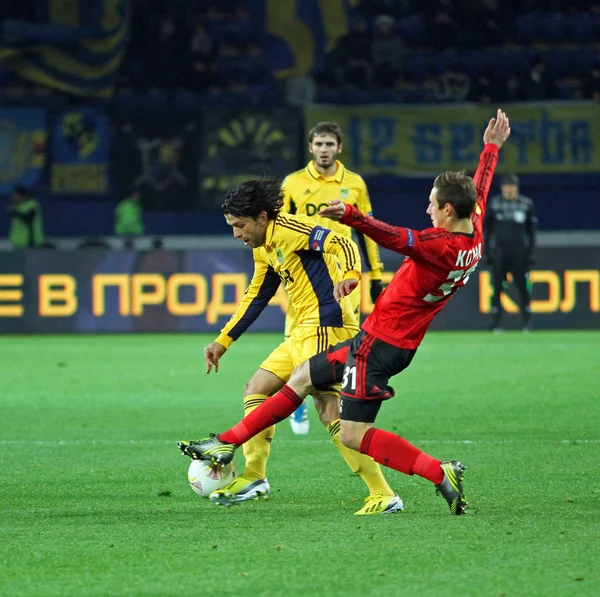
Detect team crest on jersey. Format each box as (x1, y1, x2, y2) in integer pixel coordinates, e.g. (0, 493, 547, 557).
(340, 188, 349, 199)
(276, 248, 285, 263)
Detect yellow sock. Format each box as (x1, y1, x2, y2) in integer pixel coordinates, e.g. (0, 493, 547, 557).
(327, 419, 394, 497)
(241, 394, 275, 481)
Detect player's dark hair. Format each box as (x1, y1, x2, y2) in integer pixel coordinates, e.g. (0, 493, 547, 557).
(433, 171, 477, 219)
(221, 179, 284, 220)
(307, 122, 342, 144)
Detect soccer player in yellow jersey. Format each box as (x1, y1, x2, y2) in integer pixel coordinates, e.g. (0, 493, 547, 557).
(282, 122, 384, 434)
(187, 179, 401, 515)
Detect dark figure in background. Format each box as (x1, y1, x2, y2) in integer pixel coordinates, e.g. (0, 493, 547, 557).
(8, 185, 44, 248)
(329, 18, 372, 88)
(521, 56, 559, 101)
(484, 174, 537, 332)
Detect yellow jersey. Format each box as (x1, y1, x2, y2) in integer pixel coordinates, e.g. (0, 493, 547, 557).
(282, 160, 382, 280)
(216, 213, 361, 348)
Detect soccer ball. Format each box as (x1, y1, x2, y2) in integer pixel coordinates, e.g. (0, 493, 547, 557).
(187, 459, 237, 498)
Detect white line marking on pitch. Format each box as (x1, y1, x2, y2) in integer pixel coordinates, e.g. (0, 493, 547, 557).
(0, 439, 599, 446)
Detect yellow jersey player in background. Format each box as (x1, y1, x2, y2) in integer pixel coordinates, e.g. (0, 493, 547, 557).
(181, 179, 402, 515)
(282, 122, 384, 434)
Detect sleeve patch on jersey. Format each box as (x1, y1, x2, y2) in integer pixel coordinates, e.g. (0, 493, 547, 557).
(407, 229, 414, 247)
(309, 226, 331, 252)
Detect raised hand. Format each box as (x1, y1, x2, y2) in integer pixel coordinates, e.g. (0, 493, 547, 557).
(483, 109, 511, 149)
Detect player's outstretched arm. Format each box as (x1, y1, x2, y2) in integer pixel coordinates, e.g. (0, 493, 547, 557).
(204, 341, 227, 374)
(320, 200, 419, 256)
(473, 109, 511, 221)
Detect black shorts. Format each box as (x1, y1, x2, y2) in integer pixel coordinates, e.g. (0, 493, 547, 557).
(309, 330, 416, 423)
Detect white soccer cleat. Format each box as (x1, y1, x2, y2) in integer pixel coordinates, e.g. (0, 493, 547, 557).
(289, 402, 310, 435)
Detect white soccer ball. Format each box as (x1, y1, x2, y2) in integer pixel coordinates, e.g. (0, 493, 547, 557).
(187, 459, 237, 498)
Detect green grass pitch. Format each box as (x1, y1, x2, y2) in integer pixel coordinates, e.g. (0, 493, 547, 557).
(1, 332, 599, 597)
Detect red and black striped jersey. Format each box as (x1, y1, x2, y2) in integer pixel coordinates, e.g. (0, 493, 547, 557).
(339, 144, 499, 350)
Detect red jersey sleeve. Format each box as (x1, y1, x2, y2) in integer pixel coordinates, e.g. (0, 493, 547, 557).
(339, 205, 448, 263)
(472, 143, 499, 235)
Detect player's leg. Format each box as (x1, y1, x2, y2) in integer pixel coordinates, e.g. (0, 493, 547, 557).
(337, 335, 468, 515)
(490, 253, 507, 331)
(511, 256, 532, 330)
(210, 367, 284, 505)
(308, 330, 400, 515)
(285, 300, 309, 435)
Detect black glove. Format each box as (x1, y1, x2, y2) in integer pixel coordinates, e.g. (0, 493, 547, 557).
(370, 279, 384, 303)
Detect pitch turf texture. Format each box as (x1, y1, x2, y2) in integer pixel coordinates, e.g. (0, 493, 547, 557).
(2, 332, 599, 597)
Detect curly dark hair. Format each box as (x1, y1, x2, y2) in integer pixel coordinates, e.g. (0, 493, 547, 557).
(221, 179, 284, 220)
(433, 171, 477, 219)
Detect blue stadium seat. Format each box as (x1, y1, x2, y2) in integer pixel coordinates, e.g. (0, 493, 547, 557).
(571, 49, 597, 77)
(487, 50, 519, 76)
(341, 87, 370, 105)
(113, 90, 139, 111)
(372, 88, 398, 103)
(406, 54, 430, 82)
(568, 13, 596, 43)
(515, 14, 538, 44)
(539, 13, 567, 43)
(459, 51, 487, 77)
(399, 15, 423, 45)
(544, 50, 571, 78)
(171, 90, 199, 111)
(432, 51, 460, 76)
(139, 90, 168, 112)
(314, 88, 341, 103)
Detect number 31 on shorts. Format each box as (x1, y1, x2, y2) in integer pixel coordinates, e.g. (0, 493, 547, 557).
(342, 365, 356, 390)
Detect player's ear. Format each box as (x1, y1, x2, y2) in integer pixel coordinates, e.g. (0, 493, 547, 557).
(338, 142, 343, 155)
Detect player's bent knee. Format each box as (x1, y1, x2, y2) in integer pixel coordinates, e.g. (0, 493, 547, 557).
(339, 426, 361, 451)
(288, 360, 313, 394)
(312, 393, 339, 426)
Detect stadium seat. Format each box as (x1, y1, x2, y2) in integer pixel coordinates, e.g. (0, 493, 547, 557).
(571, 49, 597, 77)
(544, 50, 571, 78)
(568, 13, 596, 43)
(539, 13, 567, 44)
(515, 14, 538, 44)
(432, 51, 461, 76)
(139, 90, 168, 112)
(373, 88, 398, 103)
(314, 88, 341, 103)
(171, 90, 199, 111)
(459, 51, 487, 77)
(341, 87, 370, 105)
(113, 90, 139, 111)
(487, 50, 518, 76)
(399, 15, 423, 45)
(406, 54, 430, 82)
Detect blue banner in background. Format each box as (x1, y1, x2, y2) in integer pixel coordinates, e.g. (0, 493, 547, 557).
(0, 0, 129, 98)
(0, 248, 597, 333)
(306, 102, 600, 175)
(0, 109, 47, 194)
(49, 108, 110, 195)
